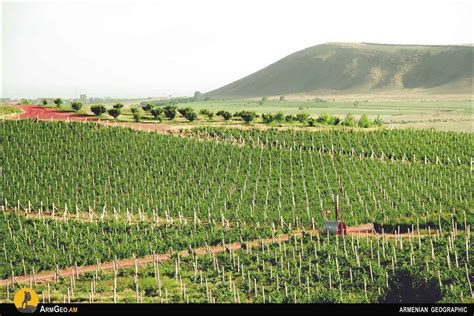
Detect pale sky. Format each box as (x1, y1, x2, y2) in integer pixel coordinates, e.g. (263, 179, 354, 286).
(1, 0, 472, 99)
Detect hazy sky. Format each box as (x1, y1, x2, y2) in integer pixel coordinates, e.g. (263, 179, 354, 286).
(2, 0, 472, 98)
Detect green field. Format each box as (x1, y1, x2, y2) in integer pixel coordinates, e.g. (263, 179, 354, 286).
(1, 119, 472, 304)
(2, 224, 471, 303)
(0, 105, 21, 117)
(173, 99, 473, 132)
(59, 98, 472, 132)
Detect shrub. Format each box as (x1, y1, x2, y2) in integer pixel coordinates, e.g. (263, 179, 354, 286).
(42, 99, 48, 106)
(296, 113, 309, 123)
(261, 113, 274, 123)
(130, 107, 139, 114)
(71, 101, 83, 112)
(279, 95, 286, 101)
(274, 112, 285, 122)
(285, 114, 296, 122)
(108, 108, 121, 119)
(317, 113, 336, 125)
(307, 118, 316, 127)
(382, 268, 441, 303)
(342, 113, 356, 127)
(358, 114, 372, 128)
(113, 103, 124, 109)
(90, 104, 106, 116)
(374, 115, 383, 127)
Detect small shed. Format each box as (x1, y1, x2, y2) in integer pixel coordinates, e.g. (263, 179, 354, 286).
(322, 194, 347, 235)
(322, 221, 347, 235)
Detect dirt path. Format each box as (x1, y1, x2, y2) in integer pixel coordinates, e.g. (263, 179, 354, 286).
(1, 223, 419, 287)
(1, 233, 295, 286)
(4, 104, 196, 134)
(4, 104, 330, 134)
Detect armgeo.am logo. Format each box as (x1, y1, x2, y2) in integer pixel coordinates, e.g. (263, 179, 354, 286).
(13, 288, 39, 313)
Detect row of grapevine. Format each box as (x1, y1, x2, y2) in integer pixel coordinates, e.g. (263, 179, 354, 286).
(187, 127, 473, 166)
(3, 120, 471, 228)
(0, 211, 276, 279)
(2, 225, 471, 303)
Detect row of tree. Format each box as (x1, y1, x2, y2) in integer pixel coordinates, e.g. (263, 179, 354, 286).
(41, 98, 382, 127)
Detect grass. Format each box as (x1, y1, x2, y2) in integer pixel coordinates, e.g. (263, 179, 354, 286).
(48, 98, 473, 132)
(0, 105, 22, 117)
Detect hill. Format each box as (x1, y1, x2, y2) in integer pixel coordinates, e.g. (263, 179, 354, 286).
(205, 42, 473, 98)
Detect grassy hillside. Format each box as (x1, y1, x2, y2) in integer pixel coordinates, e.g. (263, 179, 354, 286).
(205, 42, 473, 98)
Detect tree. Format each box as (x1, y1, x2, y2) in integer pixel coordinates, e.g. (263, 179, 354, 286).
(296, 113, 309, 123)
(373, 115, 383, 127)
(261, 96, 268, 102)
(279, 95, 286, 101)
(53, 98, 63, 108)
(216, 110, 232, 120)
(358, 114, 372, 128)
(184, 110, 197, 122)
(163, 105, 177, 120)
(261, 113, 274, 123)
(194, 91, 202, 100)
(20, 98, 30, 105)
(342, 113, 356, 127)
(150, 107, 163, 120)
(178, 107, 197, 122)
(142, 103, 152, 112)
(133, 112, 141, 122)
(113, 103, 124, 109)
(130, 107, 139, 114)
(199, 109, 214, 119)
(108, 108, 121, 120)
(90, 104, 106, 116)
(274, 112, 285, 122)
(178, 107, 188, 117)
(42, 99, 48, 106)
(239, 111, 255, 124)
(71, 101, 83, 112)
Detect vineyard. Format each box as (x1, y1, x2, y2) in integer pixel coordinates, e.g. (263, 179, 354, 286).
(187, 127, 473, 166)
(0, 119, 472, 303)
(2, 225, 471, 303)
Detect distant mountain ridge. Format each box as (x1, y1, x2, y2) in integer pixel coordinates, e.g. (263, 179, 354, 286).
(205, 42, 473, 98)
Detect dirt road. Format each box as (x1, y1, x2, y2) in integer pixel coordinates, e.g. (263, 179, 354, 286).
(5, 104, 195, 134)
(1, 233, 295, 286)
(0, 222, 419, 287)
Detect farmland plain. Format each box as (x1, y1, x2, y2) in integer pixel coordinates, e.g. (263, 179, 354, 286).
(1, 118, 472, 304)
